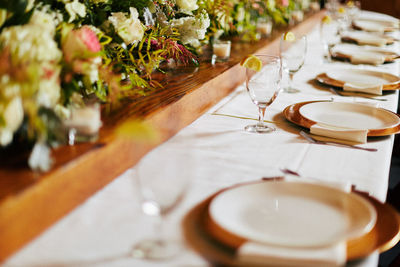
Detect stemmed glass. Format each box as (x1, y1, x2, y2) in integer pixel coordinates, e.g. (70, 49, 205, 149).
(244, 55, 282, 133)
(320, 18, 340, 61)
(130, 146, 192, 260)
(279, 33, 307, 93)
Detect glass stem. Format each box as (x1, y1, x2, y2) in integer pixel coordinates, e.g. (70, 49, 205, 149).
(288, 72, 295, 90)
(257, 106, 266, 128)
(153, 214, 166, 244)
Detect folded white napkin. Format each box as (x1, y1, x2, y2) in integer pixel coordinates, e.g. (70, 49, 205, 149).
(356, 37, 387, 47)
(343, 82, 383, 95)
(354, 20, 385, 33)
(310, 123, 368, 144)
(237, 241, 346, 267)
(349, 52, 386, 65)
(342, 32, 387, 46)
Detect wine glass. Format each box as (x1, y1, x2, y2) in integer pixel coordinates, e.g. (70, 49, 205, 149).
(345, 0, 361, 21)
(320, 19, 340, 61)
(244, 55, 282, 133)
(279, 33, 307, 93)
(130, 145, 192, 260)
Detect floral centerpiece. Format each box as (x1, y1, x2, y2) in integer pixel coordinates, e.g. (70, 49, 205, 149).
(0, 0, 317, 171)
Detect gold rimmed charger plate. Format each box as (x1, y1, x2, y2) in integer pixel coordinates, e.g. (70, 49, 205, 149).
(283, 101, 400, 136)
(182, 183, 400, 265)
(316, 72, 400, 91)
(208, 181, 376, 248)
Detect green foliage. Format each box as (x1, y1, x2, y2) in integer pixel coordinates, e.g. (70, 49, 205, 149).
(0, 3, 33, 31)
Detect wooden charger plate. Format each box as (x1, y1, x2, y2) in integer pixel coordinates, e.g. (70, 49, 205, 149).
(182, 183, 400, 265)
(283, 101, 400, 136)
(316, 72, 400, 91)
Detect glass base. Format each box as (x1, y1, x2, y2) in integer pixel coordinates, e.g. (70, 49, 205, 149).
(283, 87, 300, 94)
(131, 239, 181, 260)
(245, 124, 275, 133)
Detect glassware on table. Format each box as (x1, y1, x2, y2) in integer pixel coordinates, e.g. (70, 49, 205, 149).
(334, 5, 351, 33)
(256, 18, 273, 38)
(345, 0, 361, 21)
(212, 40, 231, 64)
(320, 18, 340, 61)
(244, 55, 282, 133)
(279, 33, 307, 93)
(130, 146, 192, 260)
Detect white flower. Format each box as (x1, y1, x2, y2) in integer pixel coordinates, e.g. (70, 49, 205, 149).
(36, 63, 62, 107)
(26, 0, 35, 11)
(267, 0, 276, 9)
(236, 7, 245, 22)
(76, 56, 102, 84)
(0, 97, 24, 146)
(170, 10, 210, 47)
(65, 0, 86, 22)
(108, 7, 144, 45)
(176, 0, 198, 12)
(302, 0, 311, 10)
(29, 9, 59, 35)
(0, 24, 62, 63)
(28, 142, 53, 172)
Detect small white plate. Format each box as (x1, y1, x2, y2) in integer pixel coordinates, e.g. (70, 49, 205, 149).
(299, 102, 400, 130)
(326, 69, 399, 87)
(208, 182, 376, 248)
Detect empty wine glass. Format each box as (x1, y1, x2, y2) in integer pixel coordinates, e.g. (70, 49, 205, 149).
(345, 0, 361, 21)
(244, 55, 282, 133)
(320, 18, 340, 61)
(279, 33, 307, 93)
(131, 146, 192, 260)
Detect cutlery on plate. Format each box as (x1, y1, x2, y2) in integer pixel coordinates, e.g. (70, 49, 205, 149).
(300, 131, 378, 152)
(329, 87, 387, 101)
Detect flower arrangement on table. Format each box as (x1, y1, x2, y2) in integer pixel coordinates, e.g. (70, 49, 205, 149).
(0, 0, 318, 171)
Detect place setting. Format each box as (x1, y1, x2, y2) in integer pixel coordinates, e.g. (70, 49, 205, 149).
(352, 17, 399, 33)
(283, 100, 400, 146)
(340, 30, 396, 47)
(315, 68, 400, 100)
(182, 178, 400, 266)
(330, 43, 400, 65)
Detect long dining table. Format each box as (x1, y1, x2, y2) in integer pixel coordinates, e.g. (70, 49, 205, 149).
(4, 10, 400, 267)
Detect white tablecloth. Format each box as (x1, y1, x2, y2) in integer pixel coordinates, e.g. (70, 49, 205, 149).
(4, 11, 400, 267)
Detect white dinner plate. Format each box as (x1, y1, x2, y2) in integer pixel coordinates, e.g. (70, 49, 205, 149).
(326, 69, 400, 87)
(208, 182, 376, 248)
(299, 102, 400, 130)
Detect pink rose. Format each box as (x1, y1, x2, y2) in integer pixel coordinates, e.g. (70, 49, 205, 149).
(279, 0, 289, 7)
(62, 26, 101, 63)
